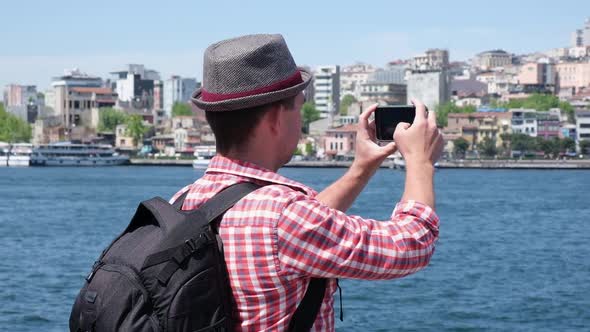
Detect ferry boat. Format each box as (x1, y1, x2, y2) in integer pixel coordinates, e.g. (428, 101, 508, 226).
(0, 143, 8, 167)
(0, 142, 32, 167)
(192, 146, 216, 169)
(392, 157, 439, 170)
(30, 142, 129, 166)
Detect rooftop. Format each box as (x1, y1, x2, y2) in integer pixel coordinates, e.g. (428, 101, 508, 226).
(477, 49, 510, 56)
(326, 124, 358, 133)
(448, 112, 510, 119)
(70, 87, 115, 94)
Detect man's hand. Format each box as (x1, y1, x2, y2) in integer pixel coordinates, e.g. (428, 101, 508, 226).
(352, 103, 398, 174)
(394, 100, 443, 209)
(315, 104, 397, 212)
(393, 100, 444, 167)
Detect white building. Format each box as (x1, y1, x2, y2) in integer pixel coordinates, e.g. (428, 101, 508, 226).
(476, 71, 517, 95)
(50, 69, 103, 128)
(571, 18, 590, 47)
(340, 63, 375, 100)
(110, 64, 160, 106)
(511, 109, 537, 137)
(411, 49, 449, 71)
(163, 76, 199, 117)
(313, 66, 340, 118)
(576, 110, 590, 143)
(407, 70, 450, 110)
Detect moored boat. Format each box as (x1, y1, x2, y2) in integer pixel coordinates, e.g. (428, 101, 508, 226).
(192, 146, 216, 169)
(0, 142, 32, 167)
(31, 142, 129, 166)
(8, 143, 33, 167)
(0, 142, 8, 167)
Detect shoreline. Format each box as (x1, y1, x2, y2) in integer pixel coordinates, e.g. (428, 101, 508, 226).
(129, 158, 590, 169)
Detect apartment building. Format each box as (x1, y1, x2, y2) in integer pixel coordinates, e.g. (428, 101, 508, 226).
(445, 112, 512, 149)
(510, 109, 538, 137)
(313, 66, 340, 118)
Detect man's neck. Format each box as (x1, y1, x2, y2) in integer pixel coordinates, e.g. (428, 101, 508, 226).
(220, 150, 280, 172)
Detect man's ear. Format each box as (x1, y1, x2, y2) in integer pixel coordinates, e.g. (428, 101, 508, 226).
(264, 105, 283, 136)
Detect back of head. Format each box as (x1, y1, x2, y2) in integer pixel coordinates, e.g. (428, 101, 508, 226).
(192, 34, 310, 153)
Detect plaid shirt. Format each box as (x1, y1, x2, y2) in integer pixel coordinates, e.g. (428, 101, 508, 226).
(172, 155, 439, 332)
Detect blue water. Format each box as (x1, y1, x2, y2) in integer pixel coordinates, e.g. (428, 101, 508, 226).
(1, 166, 589, 331)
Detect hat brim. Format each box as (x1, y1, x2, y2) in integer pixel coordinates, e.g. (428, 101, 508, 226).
(191, 68, 312, 112)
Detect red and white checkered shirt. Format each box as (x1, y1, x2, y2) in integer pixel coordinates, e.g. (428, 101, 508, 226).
(171, 155, 439, 332)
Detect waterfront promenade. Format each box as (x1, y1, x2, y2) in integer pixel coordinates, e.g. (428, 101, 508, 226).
(130, 158, 590, 169)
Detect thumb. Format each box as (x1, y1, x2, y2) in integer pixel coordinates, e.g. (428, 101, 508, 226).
(396, 122, 411, 131)
(381, 142, 397, 155)
(394, 122, 411, 142)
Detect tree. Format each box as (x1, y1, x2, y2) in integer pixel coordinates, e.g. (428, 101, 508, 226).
(453, 137, 469, 158)
(435, 102, 476, 127)
(301, 102, 320, 134)
(126, 114, 148, 147)
(98, 108, 128, 132)
(561, 137, 575, 153)
(340, 94, 357, 115)
(305, 142, 315, 156)
(536, 137, 556, 158)
(480, 137, 497, 157)
(0, 104, 32, 142)
(510, 133, 537, 154)
(500, 132, 512, 149)
(580, 140, 590, 154)
(172, 102, 193, 117)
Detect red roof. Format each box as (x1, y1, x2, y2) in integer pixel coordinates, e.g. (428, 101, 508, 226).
(448, 112, 510, 119)
(70, 87, 115, 95)
(326, 124, 358, 133)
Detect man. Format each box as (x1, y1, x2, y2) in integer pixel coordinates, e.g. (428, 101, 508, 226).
(173, 34, 443, 331)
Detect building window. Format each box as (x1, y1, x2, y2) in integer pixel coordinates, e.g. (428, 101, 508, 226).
(340, 142, 343, 150)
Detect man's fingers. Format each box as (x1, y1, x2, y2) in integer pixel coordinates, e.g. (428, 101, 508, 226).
(427, 106, 437, 126)
(396, 122, 411, 131)
(411, 99, 427, 123)
(357, 104, 378, 139)
(393, 122, 411, 141)
(359, 103, 378, 124)
(381, 142, 397, 155)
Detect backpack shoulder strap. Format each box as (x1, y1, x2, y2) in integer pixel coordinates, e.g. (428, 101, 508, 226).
(141, 182, 262, 272)
(196, 181, 262, 226)
(288, 278, 327, 332)
(172, 190, 189, 210)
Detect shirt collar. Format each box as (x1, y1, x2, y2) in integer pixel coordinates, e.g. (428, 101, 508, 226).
(206, 155, 316, 196)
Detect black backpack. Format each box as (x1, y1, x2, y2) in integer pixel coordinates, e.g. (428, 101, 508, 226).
(70, 182, 326, 332)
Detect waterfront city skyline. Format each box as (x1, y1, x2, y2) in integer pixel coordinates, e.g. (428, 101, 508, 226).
(1, 0, 590, 89)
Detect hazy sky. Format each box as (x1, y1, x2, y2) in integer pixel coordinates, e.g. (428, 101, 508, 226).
(1, 0, 589, 90)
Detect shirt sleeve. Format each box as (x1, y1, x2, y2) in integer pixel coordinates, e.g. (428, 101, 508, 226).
(275, 191, 439, 280)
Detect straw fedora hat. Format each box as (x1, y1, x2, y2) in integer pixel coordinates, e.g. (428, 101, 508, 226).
(191, 34, 312, 111)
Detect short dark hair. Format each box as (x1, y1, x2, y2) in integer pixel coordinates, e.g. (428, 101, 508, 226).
(205, 96, 296, 154)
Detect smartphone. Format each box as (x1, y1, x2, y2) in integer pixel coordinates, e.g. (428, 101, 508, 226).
(375, 105, 416, 141)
